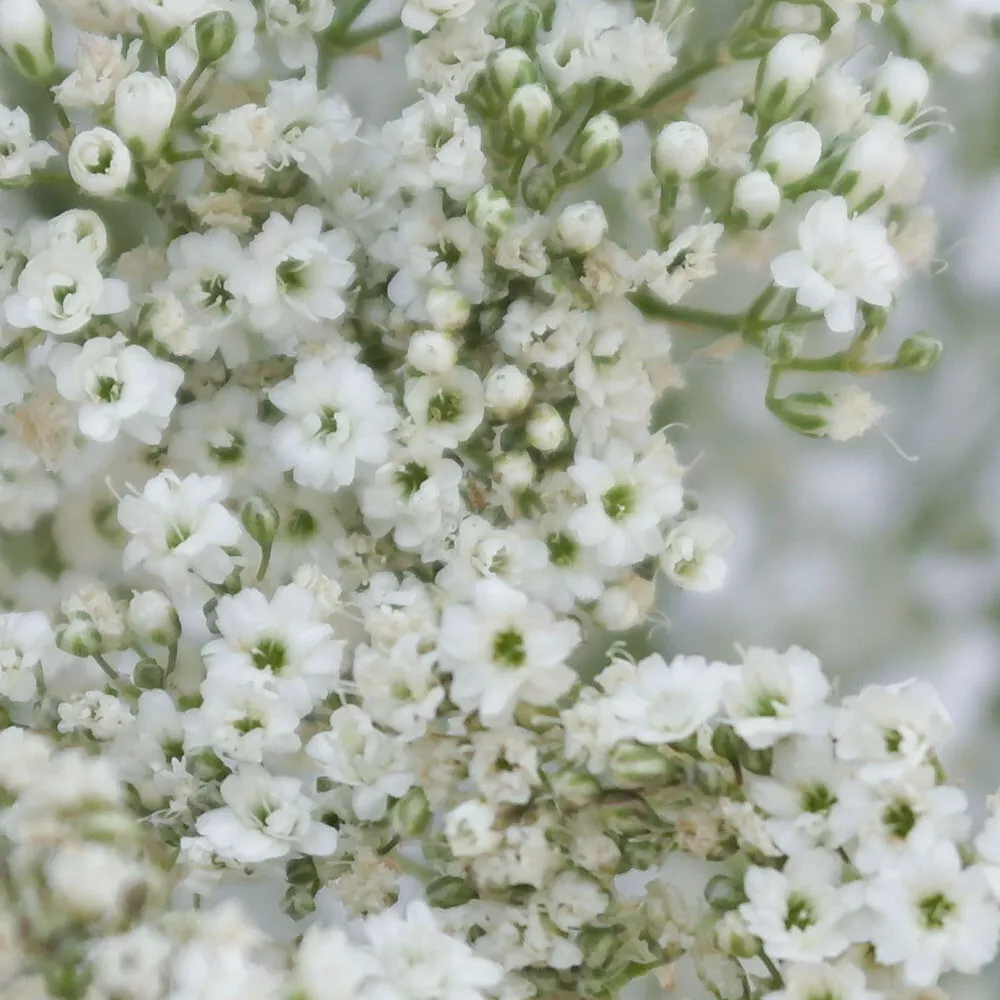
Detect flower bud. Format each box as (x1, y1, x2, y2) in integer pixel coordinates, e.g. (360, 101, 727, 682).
(426, 876, 477, 909)
(771, 385, 887, 442)
(549, 768, 602, 808)
(68, 128, 132, 197)
(598, 791, 660, 837)
(484, 364, 533, 417)
(489, 47, 536, 99)
(425, 287, 470, 331)
(732, 171, 781, 228)
(652, 121, 710, 183)
(494, 451, 535, 492)
(391, 786, 431, 837)
(757, 33, 824, 120)
(128, 590, 180, 646)
(872, 56, 930, 123)
(555, 200, 608, 254)
(285, 856, 319, 887)
(609, 742, 680, 787)
(526, 403, 566, 452)
(407, 330, 457, 374)
(114, 72, 177, 160)
(491, 0, 543, 47)
(57, 617, 102, 658)
(521, 163, 557, 211)
(194, 9, 238, 64)
(513, 701, 560, 732)
(578, 926, 621, 969)
(187, 748, 230, 782)
(704, 873, 746, 912)
(759, 121, 822, 186)
(835, 117, 909, 209)
(894, 332, 943, 372)
(507, 83, 553, 144)
(595, 576, 655, 631)
(714, 911, 758, 958)
(467, 186, 514, 238)
(241, 495, 280, 551)
(133, 658, 166, 690)
(0, 0, 53, 80)
(573, 112, 623, 172)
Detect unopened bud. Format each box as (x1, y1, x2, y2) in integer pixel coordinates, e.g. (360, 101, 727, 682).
(484, 364, 533, 417)
(704, 873, 746, 912)
(598, 791, 660, 837)
(426, 876, 477, 909)
(128, 590, 180, 646)
(241, 495, 280, 550)
(489, 47, 536, 99)
(187, 749, 230, 782)
(521, 163, 557, 211)
(468, 186, 514, 238)
(57, 617, 102, 658)
(507, 83, 553, 144)
(408, 330, 457, 374)
(555, 200, 608, 254)
(133, 658, 166, 690)
(595, 575, 656, 631)
(0, 0, 54, 80)
(195, 10, 237, 64)
(872, 55, 930, 123)
(732, 171, 781, 228)
(491, 0, 543, 47)
(653, 121, 709, 183)
(835, 117, 909, 209)
(609, 742, 679, 787)
(714, 911, 758, 958)
(114, 72, 177, 159)
(526, 403, 566, 452)
(549, 767, 602, 808)
(759, 121, 822, 186)
(573, 112, 623, 173)
(757, 33, 824, 120)
(391, 786, 430, 837)
(894, 332, 942, 372)
(494, 451, 535, 492)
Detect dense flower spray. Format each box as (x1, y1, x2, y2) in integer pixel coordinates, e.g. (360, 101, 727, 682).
(0, 0, 997, 998)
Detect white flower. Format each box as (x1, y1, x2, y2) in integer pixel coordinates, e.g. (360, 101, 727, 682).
(49, 333, 183, 444)
(0, 105, 54, 180)
(118, 471, 242, 588)
(164, 227, 246, 331)
(231, 205, 356, 337)
(293, 925, 380, 1000)
(0, 611, 55, 702)
(54, 33, 141, 110)
(306, 705, 414, 821)
(469, 727, 539, 806)
(607, 653, 725, 745)
(401, 0, 477, 35)
(865, 842, 1000, 986)
(353, 636, 445, 740)
(653, 120, 710, 182)
(722, 645, 831, 749)
(263, 0, 335, 68)
(4, 244, 129, 336)
(201, 104, 279, 183)
(568, 437, 684, 567)
(771, 196, 902, 334)
(196, 767, 338, 864)
(438, 578, 580, 726)
(68, 127, 132, 196)
(764, 961, 881, 1000)
(740, 849, 861, 963)
(269, 356, 399, 491)
(203, 584, 344, 714)
(546, 869, 609, 932)
(661, 514, 734, 592)
(832, 679, 953, 780)
(445, 799, 501, 857)
(404, 366, 485, 448)
(362, 901, 503, 1000)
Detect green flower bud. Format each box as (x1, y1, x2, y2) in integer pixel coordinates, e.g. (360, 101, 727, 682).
(507, 83, 553, 145)
(488, 47, 536, 100)
(549, 767, 602, 808)
(571, 113, 623, 173)
(598, 791, 660, 837)
(56, 617, 102, 658)
(491, 1, 543, 48)
(894, 332, 943, 372)
(704, 873, 747, 912)
(187, 749, 230, 782)
(195, 10, 238, 64)
(521, 163, 558, 212)
(242, 495, 280, 549)
(426, 876, 477, 909)
(128, 590, 180, 646)
(133, 658, 166, 690)
(608, 742, 679, 787)
(391, 786, 430, 837)
(714, 911, 759, 958)
(0, 0, 54, 81)
(467, 186, 514, 239)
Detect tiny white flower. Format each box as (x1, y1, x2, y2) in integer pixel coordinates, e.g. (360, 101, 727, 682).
(661, 514, 735, 592)
(68, 127, 133, 196)
(0, 104, 54, 181)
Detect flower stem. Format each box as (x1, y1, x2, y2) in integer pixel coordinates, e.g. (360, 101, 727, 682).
(629, 292, 745, 333)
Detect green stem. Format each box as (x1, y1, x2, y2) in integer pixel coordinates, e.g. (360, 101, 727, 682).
(92, 654, 119, 684)
(619, 54, 721, 122)
(177, 59, 210, 109)
(332, 15, 401, 52)
(629, 292, 744, 333)
(328, 0, 376, 35)
(759, 951, 783, 990)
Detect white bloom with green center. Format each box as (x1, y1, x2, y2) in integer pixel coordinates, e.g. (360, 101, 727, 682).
(0, 104, 54, 181)
(438, 578, 580, 726)
(404, 365, 485, 448)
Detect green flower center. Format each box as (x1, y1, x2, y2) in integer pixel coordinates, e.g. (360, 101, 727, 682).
(427, 390, 463, 425)
(784, 892, 815, 931)
(918, 892, 955, 930)
(492, 628, 526, 668)
(396, 462, 429, 497)
(601, 484, 635, 521)
(801, 784, 836, 814)
(882, 800, 917, 839)
(251, 637, 287, 674)
(546, 531, 578, 567)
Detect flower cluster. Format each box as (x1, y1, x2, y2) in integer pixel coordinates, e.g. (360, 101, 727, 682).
(0, 0, 997, 997)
